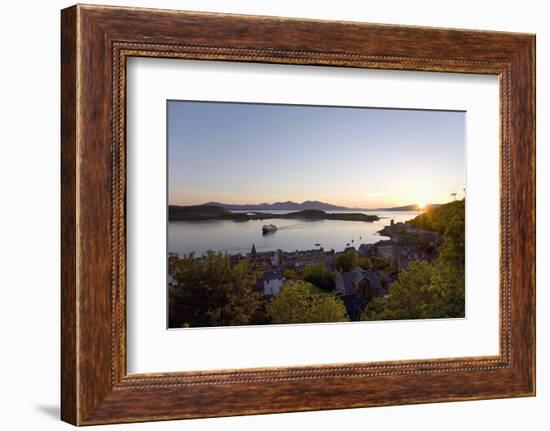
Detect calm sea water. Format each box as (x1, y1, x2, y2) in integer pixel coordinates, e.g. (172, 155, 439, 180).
(168, 210, 420, 257)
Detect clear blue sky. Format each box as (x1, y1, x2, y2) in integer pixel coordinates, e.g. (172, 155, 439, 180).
(168, 100, 465, 208)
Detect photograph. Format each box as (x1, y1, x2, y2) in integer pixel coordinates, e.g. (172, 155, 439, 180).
(167, 101, 466, 328)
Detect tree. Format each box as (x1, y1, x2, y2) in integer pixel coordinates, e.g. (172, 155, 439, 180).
(168, 251, 261, 328)
(302, 262, 335, 292)
(429, 200, 465, 317)
(362, 199, 465, 321)
(267, 281, 349, 324)
(362, 260, 443, 320)
(283, 268, 300, 280)
(410, 199, 465, 236)
(358, 255, 391, 272)
(335, 250, 359, 272)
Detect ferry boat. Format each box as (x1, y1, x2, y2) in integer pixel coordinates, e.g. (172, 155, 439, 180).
(262, 224, 277, 234)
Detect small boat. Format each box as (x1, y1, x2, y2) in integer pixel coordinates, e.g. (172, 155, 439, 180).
(262, 224, 277, 234)
(315, 243, 321, 247)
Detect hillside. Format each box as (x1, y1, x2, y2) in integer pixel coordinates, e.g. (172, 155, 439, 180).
(168, 205, 378, 222)
(201, 200, 443, 212)
(168, 205, 235, 221)
(284, 209, 378, 221)
(202, 200, 354, 211)
(380, 203, 442, 211)
(410, 199, 465, 233)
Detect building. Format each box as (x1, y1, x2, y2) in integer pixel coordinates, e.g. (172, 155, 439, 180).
(335, 267, 385, 300)
(358, 243, 372, 256)
(334, 267, 386, 320)
(282, 248, 334, 269)
(375, 244, 395, 259)
(255, 270, 285, 296)
(270, 250, 282, 267)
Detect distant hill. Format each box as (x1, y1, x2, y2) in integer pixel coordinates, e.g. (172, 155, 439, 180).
(168, 205, 378, 222)
(168, 205, 233, 221)
(202, 200, 356, 211)
(179, 200, 445, 212)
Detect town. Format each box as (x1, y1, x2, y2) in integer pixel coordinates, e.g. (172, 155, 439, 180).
(226, 219, 442, 321)
(168, 199, 465, 328)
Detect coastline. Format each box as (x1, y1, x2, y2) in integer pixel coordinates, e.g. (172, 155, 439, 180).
(167, 209, 423, 257)
(168, 205, 380, 222)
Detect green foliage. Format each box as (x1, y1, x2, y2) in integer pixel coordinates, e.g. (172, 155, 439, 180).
(168, 251, 261, 328)
(335, 250, 359, 272)
(302, 262, 335, 292)
(429, 199, 465, 317)
(410, 199, 465, 235)
(268, 281, 349, 324)
(358, 255, 392, 272)
(362, 200, 465, 321)
(283, 268, 300, 280)
(362, 261, 443, 320)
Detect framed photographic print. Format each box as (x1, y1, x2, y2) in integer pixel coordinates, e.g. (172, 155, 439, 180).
(61, 4, 535, 425)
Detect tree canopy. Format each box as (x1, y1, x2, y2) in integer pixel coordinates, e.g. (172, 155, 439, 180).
(362, 199, 465, 321)
(410, 199, 465, 236)
(268, 281, 349, 324)
(302, 262, 335, 292)
(358, 255, 392, 272)
(168, 251, 261, 328)
(335, 250, 359, 272)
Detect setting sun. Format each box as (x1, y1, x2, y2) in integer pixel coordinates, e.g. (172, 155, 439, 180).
(417, 200, 427, 210)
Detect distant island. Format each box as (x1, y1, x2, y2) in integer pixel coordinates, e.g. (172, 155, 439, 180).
(201, 200, 358, 211)
(192, 200, 442, 212)
(169, 205, 379, 222)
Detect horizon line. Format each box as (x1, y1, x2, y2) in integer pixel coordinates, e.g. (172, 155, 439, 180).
(168, 198, 461, 208)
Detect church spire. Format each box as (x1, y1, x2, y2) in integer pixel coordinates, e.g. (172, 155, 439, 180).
(250, 243, 257, 256)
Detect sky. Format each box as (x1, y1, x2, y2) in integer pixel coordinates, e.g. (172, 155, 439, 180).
(168, 100, 465, 209)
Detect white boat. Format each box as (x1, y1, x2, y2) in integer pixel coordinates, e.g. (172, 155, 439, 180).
(262, 224, 277, 234)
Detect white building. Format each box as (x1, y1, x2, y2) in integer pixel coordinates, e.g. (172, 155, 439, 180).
(257, 271, 285, 296)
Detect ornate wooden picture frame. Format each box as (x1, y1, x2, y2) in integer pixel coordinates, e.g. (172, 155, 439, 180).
(61, 4, 535, 425)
